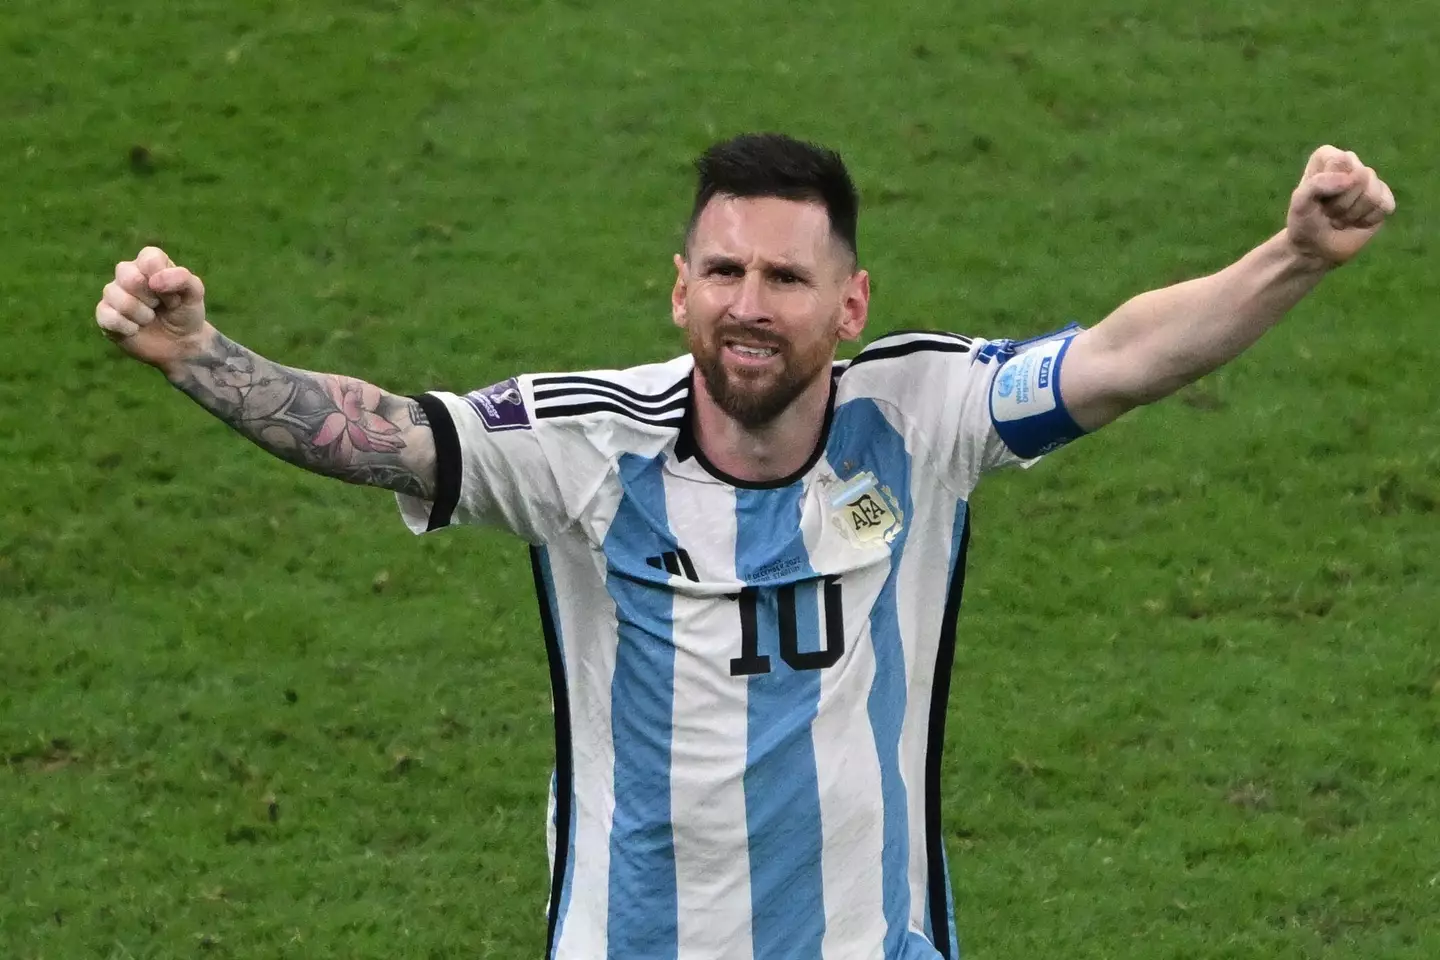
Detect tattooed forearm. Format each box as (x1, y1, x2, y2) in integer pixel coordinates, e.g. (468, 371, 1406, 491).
(168, 330, 437, 499)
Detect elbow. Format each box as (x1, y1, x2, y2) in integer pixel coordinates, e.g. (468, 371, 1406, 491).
(1062, 350, 1194, 431)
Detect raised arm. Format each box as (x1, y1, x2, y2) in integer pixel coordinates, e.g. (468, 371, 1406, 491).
(95, 247, 436, 499)
(1059, 146, 1397, 430)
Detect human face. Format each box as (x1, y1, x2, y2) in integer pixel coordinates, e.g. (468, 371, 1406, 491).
(672, 195, 869, 428)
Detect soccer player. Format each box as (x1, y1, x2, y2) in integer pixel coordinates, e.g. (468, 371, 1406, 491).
(94, 134, 1395, 959)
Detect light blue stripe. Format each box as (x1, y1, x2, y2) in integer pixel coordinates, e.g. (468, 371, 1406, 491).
(603, 454, 678, 959)
(825, 398, 913, 956)
(736, 484, 826, 959)
(942, 843, 961, 959)
(537, 549, 578, 959)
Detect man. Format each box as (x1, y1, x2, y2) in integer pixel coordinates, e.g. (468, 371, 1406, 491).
(95, 133, 1395, 959)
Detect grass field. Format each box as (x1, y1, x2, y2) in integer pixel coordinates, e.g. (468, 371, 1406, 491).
(3, 1, 1438, 957)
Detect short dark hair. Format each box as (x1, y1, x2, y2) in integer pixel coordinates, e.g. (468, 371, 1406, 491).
(686, 132, 859, 263)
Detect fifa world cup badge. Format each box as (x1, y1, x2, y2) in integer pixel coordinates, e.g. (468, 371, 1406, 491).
(828, 471, 904, 546)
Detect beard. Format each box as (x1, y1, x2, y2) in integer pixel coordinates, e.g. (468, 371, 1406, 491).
(689, 324, 832, 429)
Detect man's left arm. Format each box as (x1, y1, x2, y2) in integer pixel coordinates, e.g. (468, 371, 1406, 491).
(1060, 145, 1397, 431)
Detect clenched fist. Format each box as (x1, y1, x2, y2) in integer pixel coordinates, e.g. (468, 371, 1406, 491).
(1287, 146, 1396, 266)
(95, 246, 210, 372)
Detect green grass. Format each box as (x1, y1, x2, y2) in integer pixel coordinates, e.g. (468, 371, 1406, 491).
(4, 0, 1439, 956)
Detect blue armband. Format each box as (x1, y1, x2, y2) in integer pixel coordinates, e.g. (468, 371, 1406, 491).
(988, 334, 1085, 458)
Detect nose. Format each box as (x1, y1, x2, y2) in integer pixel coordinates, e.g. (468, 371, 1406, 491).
(727, 270, 771, 324)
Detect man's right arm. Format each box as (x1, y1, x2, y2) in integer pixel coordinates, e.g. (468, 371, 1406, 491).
(96, 246, 436, 499)
(166, 328, 437, 499)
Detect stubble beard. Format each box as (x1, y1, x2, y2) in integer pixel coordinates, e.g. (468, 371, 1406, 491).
(690, 328, 831, 429)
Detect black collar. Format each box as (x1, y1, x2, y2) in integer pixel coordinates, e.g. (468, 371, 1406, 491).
(674, 369, 840, 489)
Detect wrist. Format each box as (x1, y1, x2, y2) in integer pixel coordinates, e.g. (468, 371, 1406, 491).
(1277, 228, 1343, 275)
(158, 323, 221, 383)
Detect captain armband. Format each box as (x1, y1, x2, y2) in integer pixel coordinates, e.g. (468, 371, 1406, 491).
(988, 334, 1086, 458)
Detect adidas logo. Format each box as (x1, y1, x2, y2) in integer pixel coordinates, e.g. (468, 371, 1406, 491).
(645, 549, 698, 582)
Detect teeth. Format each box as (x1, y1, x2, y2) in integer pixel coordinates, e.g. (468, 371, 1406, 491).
(732, 345, 777, 358)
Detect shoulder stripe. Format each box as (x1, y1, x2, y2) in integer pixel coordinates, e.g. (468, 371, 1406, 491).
(535, 397, 687, 427)
(866, 329, 973, 346)
(531, 373, 689, 405)
(534, 381, 688, 411)
(531, 372, 690, 424)
(847, 338, 972, 369)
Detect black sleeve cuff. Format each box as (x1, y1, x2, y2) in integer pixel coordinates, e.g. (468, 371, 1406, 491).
(411, 393, 462, 531)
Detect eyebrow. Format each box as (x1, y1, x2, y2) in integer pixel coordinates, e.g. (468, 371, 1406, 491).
(697, 255, 816, 281)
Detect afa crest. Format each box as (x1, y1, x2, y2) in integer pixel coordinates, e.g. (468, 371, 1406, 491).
(829, 471, 904, 545)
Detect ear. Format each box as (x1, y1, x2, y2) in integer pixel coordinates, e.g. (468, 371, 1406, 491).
(836, 268, 870, 342)
(671, 253, 689, 329)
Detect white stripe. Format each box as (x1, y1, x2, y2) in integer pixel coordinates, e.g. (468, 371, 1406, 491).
(545, 772, 558, 903)
(897, 484, 962, 937)
(815, 621, 889, 957)
(535, 403, 685, 427)
(534, 390, 685, 410)
(806, 454, 889, 958)
(533, 393, 688, 418)
(532, 370, 690, 392)
(533, 404, 685, 428)
(663, 469, 755, 960)
(551, 500, 625, 959)
(534, 380, 688, 410)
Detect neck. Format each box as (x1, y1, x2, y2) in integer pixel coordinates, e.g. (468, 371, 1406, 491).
(690, 370, 833, 483)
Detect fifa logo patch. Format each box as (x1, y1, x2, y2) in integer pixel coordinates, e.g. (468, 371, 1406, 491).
(464, 377, 531, 432)
(829, 470, 904, 545)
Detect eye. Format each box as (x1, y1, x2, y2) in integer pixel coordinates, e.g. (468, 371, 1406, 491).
(708, 262, 743, 277)
(771, 270, 804, 285)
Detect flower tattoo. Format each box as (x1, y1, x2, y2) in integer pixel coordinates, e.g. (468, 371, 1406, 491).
(313, 379, 405, 455)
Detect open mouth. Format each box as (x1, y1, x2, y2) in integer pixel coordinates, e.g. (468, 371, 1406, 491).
(720, 331, 784, 366)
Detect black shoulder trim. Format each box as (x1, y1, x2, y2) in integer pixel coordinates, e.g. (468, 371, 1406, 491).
(530, 373, 690, 405)
(533, 383, 688, 411)
(847, 337, 972, 370)
(535, 396, 687, 427)
(925, 509, 971, 959)
(868, 329, 973, 343)
(531, 547, 574, 960)
(411, 393, 461, 531)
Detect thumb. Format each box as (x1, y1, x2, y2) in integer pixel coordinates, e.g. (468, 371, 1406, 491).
(135, 245, 175, 276)
(147, 266, 206, 313)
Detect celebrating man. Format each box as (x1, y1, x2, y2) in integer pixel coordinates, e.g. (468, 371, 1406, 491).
(95, 133, 1395, 959)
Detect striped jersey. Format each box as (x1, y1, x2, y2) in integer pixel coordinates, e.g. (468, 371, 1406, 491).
(396, 328, 1085, 960)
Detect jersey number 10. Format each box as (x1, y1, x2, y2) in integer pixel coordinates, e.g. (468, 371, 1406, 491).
(728, 576, 845, 677)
